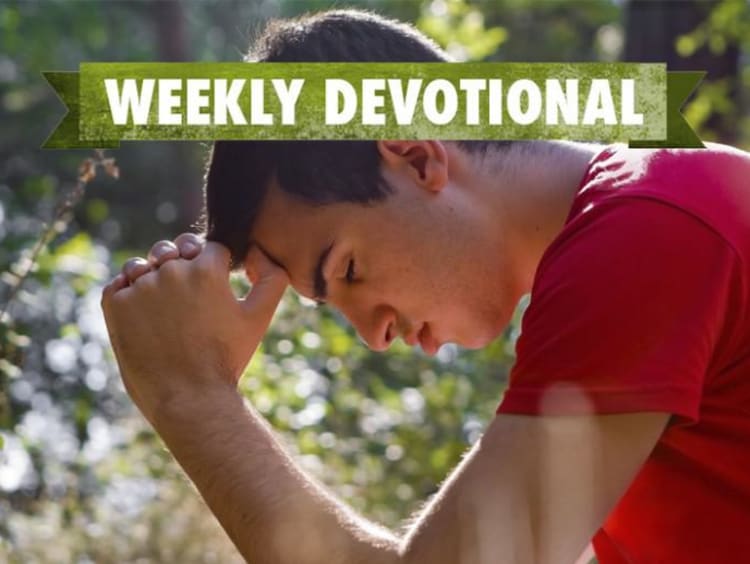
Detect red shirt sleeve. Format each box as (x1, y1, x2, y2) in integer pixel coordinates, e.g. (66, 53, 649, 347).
(497, 196, 739, 422)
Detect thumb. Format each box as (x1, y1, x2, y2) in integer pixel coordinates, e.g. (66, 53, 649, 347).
(240, 245, 289, 321)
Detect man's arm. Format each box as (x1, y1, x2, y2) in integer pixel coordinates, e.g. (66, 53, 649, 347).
(154, 384, 666, 564)
(403, 411, 667, 564)
(153, 385, 401, 564)
(102, 242, 668, 564)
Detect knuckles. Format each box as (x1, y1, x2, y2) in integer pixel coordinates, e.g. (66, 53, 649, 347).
(149, 244, 179, 265)
(156, 257, 184, 281)
(131, 268, 160, 291)
(190, 256, 220, 281)
(101, 240, 223, 321)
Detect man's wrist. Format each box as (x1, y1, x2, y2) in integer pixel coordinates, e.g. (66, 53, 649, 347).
(151, 378, 244, 434)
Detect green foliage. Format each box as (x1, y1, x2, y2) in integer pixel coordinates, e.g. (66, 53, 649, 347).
(677, 0, 750, 57)
(676, 0, 750, 147)
(468, 0, 622, 62)
(418, 0, 508, 61)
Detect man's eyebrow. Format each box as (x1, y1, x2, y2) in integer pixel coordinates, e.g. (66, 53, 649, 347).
(313, 242, 334, 305)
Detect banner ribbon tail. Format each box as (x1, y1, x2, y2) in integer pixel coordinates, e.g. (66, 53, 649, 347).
(630, 71, 705, 149)
(42, 72, 119, 149)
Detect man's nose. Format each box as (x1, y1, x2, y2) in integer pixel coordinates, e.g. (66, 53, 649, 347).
(349, 304, 397, 352)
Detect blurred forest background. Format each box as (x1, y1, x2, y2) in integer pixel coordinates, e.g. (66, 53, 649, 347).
(0, 0, 748, 562)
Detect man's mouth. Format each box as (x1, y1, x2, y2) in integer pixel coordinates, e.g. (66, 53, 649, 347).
(401, 323, 440, 355)
(402, 323, 421, 347)
(418, 323, 440, 356)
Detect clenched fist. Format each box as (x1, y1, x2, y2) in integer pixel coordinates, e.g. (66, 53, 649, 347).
(101, 234, 289, 426)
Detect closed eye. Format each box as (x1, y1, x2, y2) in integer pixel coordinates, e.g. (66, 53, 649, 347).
(345, 258, 356, 284)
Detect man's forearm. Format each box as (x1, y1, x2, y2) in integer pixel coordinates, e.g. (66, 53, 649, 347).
(153, 383, 401, 564)
(147, 377, 653, 564)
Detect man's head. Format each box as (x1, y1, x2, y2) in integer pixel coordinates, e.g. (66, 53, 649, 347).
(203, 10, 520, 354)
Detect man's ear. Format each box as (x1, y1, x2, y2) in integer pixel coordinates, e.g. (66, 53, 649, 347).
(376, 140, 448, 193)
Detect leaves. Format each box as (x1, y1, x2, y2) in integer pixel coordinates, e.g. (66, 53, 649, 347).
(418, 0, 507, 61)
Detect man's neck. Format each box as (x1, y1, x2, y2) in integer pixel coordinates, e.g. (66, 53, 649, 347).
(489, 141, 600, 297)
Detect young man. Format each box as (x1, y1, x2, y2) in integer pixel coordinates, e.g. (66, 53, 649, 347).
(101, 10, 750, 564)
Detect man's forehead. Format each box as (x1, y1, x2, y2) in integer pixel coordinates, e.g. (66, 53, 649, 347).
(250, 193, 330, 299)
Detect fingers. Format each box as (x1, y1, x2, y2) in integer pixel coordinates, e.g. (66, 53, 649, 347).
(174, 232, 204, 259)
(101, 272, 128, 305)
(148, 233, 204, 267)
(109, 272, 128, 292)
(122, 257, 151, 283)
(147, 240, 179, 267)
(189, 242, 286, 328)
(122, 233, 205, 287)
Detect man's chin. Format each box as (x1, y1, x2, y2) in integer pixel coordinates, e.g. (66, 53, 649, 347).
(442, 314, 511, 351)
(456, 331, 501, 350)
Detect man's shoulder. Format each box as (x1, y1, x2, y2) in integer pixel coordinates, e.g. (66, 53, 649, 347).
(577, 143, 750, 204)
(568, 143, 750, 259)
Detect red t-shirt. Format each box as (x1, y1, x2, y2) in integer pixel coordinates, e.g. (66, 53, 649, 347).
(497, 143, 750, 563)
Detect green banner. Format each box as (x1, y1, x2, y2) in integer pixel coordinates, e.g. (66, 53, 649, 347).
(42, 62, 703, 149)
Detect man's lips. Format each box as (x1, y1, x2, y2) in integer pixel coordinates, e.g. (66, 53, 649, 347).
(418, 323, 440, 356)
(403, 323, 439, 355)
(403, 324, 421, 347)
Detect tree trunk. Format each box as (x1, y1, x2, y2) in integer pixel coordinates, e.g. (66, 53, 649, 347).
(152, 0, 188, 61)
(624, 0, 741, 144)
(150, 0, 203, 230)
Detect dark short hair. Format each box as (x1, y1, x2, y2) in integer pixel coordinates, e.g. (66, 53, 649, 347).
(203, 10, 497, 267)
